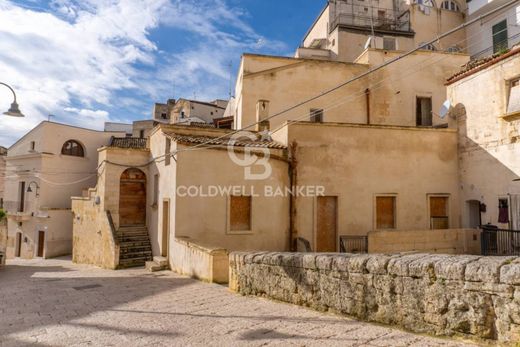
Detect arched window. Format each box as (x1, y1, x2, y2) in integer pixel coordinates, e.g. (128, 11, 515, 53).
(61, 140, 84, 157)
(441, 0, 460, 11)
(415, 0, 435, 7)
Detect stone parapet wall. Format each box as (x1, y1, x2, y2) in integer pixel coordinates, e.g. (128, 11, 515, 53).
(171, 237, 229, 284)
(229, 252, 520, 343)
(368, 229, 481, 255)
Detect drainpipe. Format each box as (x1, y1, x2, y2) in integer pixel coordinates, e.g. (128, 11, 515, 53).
(289, 141, 298, 252)
(365, 88, 371, 125)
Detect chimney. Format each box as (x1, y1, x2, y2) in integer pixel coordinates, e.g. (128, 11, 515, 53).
(256, 100, 270, 132)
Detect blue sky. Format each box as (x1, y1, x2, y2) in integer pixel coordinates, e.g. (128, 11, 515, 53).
(0, 0, 324, 146)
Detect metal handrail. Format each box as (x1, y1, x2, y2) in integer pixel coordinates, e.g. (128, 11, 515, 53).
(106, 210, 119, 246)
(481, 225, 520, 256)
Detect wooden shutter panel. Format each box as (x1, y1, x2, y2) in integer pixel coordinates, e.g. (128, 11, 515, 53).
(376, 196, 395, 229)
(230, 196, 251, 231)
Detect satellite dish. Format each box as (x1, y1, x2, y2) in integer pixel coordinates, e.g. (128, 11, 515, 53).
(439, 100, 451, 119)
(364, 36, 373, 50)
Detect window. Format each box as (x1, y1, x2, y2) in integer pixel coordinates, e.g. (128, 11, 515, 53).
(416, 97, 433, 126)
(310, 109, 323, 123)
(376, 196, 396, 229)
(61, 140, 84, 157)
(181, 111, 185, 118)
(30, 141, 35, 151)
(383, 37, 396, 50)
(492, 20, 508, 53)
(498, 198, 510, 224)
(230, 196, 252, 231)
(153, 174, 159, 206)
(18, 181, 25, 212)
(165, 138, 171, 166)
(139, 129, 145, 139)
(415, 0, 434, 6)
(507, 77, 520, 116)
(441, 0, 460, 11)
(161, 113, 167, 119)
(430, 196, 449, 229)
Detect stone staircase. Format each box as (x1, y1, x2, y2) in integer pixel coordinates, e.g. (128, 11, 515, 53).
(117, 226, 153, 269)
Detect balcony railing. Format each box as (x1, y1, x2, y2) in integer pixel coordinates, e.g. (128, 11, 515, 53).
(481, 225, 520, 256)
(329, 2, 411, 33)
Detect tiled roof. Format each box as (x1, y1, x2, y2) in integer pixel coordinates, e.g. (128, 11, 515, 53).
(109, 137, 148, 149)
(165, 133, 286, 149)
(446, 46, 520, 85)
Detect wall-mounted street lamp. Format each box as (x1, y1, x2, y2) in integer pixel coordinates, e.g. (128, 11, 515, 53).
(27, 181, 40, 197)
(1, 82, 25, 117)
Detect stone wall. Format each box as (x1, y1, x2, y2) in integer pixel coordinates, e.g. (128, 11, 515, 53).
(171, 237, 229, 284)
(71, 193, 119, 269)
(230, 252, 520, 343)
(368, 229, 481, 255)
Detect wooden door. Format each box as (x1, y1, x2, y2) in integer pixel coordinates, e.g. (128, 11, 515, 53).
(316, 196, 338, 252)
(37, 231, 45, 257)
(119, 169, 147, 226)
(161, 200, 170, 257)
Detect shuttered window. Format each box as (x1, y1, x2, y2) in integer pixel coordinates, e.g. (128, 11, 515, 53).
(230, 196, 252, 231)
(430, 196, 449, 229)
(376, 196, 396, 229)
(492, 20, 508, 53)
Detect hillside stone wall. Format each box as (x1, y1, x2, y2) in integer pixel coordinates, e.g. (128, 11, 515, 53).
(229, 252, 520, 343)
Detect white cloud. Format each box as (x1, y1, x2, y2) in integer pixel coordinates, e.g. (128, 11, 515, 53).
(0, 0, 287, 146)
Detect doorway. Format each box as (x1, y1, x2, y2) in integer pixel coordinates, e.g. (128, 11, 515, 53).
(37, 231, 45, 257)
(316, 196, 338, 252)
(467, 200, 482, 229)
(119, 168, 147, 226)
(161, 200, 170, 258)
(15, 232, 22, 257)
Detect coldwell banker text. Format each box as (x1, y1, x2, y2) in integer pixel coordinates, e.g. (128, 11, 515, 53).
(176, 185, 326, 198)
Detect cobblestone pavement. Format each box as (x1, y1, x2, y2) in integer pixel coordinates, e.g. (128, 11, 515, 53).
(0, 258, 478, 347)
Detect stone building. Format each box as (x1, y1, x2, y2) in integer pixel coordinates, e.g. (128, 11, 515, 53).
(297, 0, 466, 63)
(466, 0, 520, 59)
(3, 121, 125, 259)
(71, 0, 490, 278)
(447, 45, 520, 230)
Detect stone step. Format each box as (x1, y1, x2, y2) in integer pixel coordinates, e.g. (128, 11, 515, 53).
(120, 245, 152, 253)
(118, 235, 151, 242)
(120, 251, 152, 260)
(118, 256, 152, 269)
(153, 256, 169, 267)
(119, 241, 152, 249)
(145, 259, 169, 272)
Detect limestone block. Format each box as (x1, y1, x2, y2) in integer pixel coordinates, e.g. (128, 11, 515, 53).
(500, 261, 520, 285)
(434, 255, 481, 280)
(465, 256, 516, 283)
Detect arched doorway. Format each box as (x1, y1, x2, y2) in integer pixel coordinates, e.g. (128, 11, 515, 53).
(119, 168, 146, 226)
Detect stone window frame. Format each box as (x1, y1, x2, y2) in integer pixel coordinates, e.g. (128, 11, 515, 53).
(373, 193, 398, 231)
(226, 195, 254, 235)
(504, 76, 520, 119)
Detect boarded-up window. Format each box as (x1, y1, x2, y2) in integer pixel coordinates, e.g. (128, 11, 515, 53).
(376, 196, 396, 229)
(416, 97, 432, 126)
(430, 196, 449, 229)
(165, 138, 171, 166)
(230, 196, 251, 231)
(383, 37, 396, 50)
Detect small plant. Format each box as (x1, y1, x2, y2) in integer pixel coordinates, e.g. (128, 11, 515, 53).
(0, 209, 5, 221)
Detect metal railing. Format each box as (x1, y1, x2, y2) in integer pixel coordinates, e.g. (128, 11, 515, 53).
(481, 225, 520, 256)
(106, 210, 119, 246)
(340, 236, 368, 254)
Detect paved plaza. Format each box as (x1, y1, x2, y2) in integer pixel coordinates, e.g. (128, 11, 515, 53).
(0, 258, 478, 346)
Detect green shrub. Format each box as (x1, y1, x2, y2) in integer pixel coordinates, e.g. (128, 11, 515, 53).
(0, 209, 5, 221)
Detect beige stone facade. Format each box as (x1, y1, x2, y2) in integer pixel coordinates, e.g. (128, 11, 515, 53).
(447, 48, 520, 231)
(3, 122, 125, 260)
